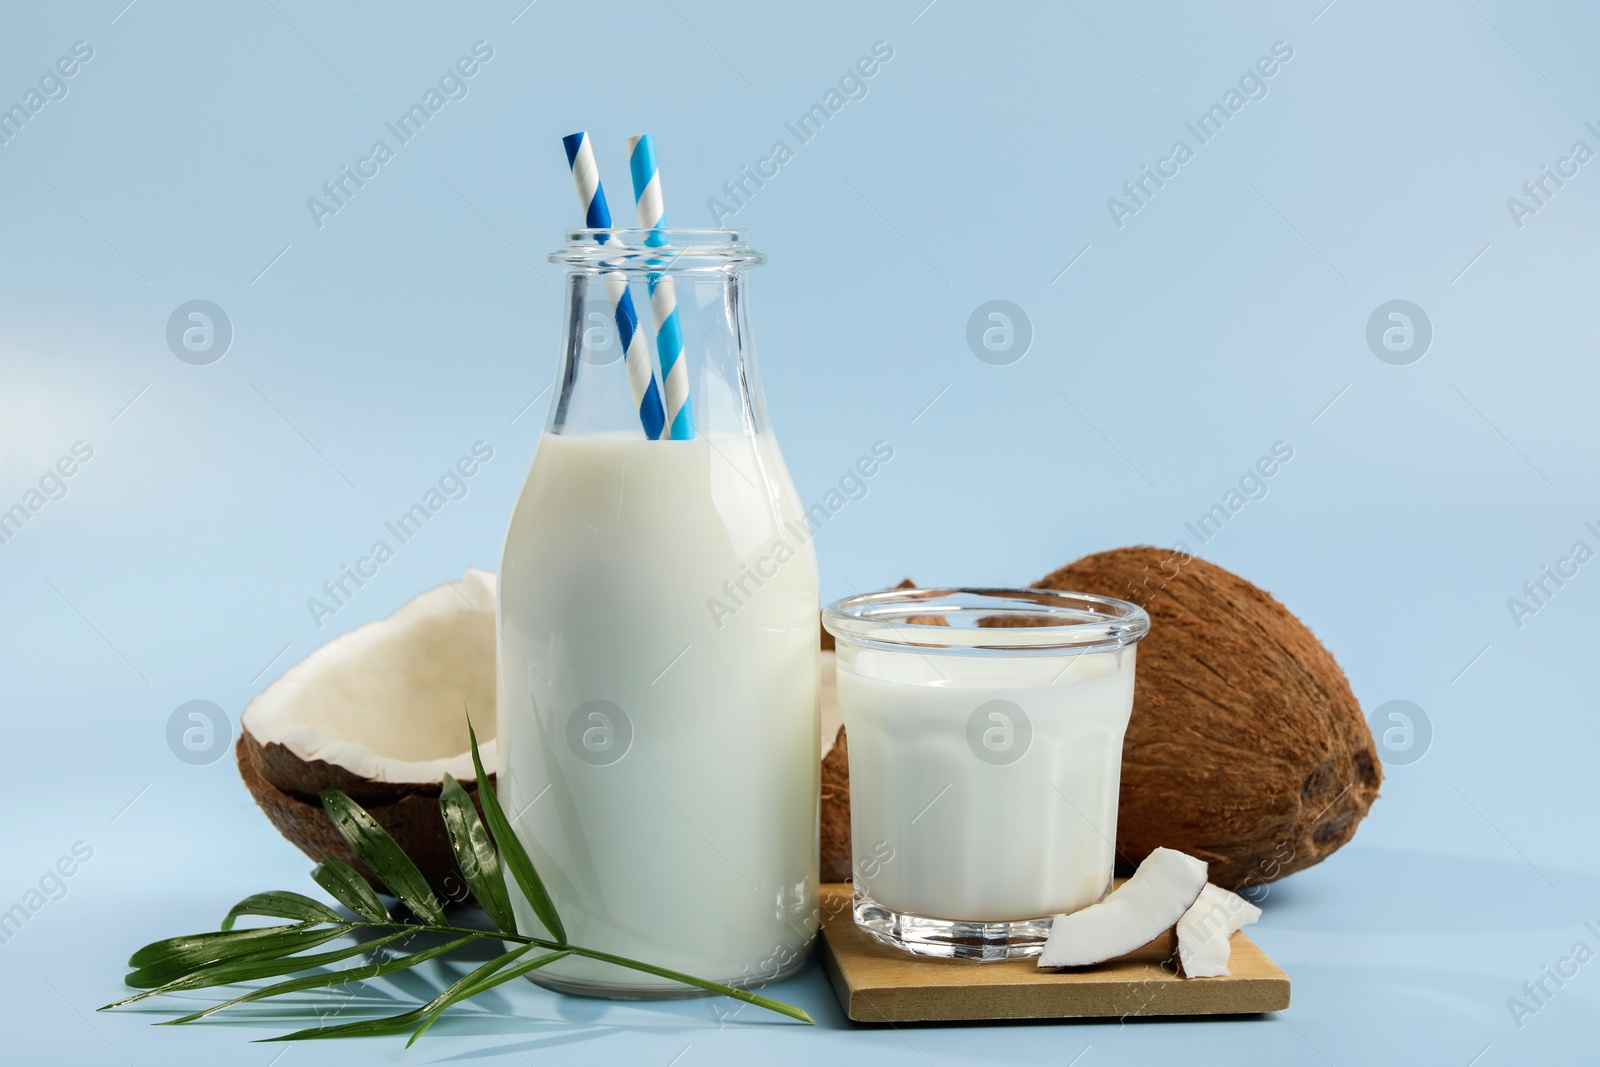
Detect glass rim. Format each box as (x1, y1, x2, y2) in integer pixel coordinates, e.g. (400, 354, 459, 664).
(822, 587, 1151, 655)
(550, 228, 764, 271)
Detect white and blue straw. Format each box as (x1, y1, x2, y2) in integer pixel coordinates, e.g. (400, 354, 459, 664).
(626, 134, 694, 441)
(562, 131, 666, 440)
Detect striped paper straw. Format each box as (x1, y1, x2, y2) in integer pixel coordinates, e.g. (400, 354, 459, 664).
(562, 131, 666, 440)
(626, 134, 694, 440)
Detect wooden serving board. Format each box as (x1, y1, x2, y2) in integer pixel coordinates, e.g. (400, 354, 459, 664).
(815, 882, 1290, 1023)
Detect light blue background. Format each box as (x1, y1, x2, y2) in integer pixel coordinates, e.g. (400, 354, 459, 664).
(3, 1, 1597, 1063)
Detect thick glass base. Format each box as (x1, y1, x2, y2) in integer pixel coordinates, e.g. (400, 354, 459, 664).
(852, 886, 1054, 961)
(525, 948, 810, 1000)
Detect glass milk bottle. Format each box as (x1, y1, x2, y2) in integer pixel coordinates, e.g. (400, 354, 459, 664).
(496, 229, 819, 996)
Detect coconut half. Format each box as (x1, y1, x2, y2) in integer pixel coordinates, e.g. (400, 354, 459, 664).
(1038, 847, 1208, 968)
(237, 569, 499, 898)
(1175, 883, 1261, 978)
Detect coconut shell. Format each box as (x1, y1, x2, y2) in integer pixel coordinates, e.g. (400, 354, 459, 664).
(236, 731, 493, 906)
(1037, 547, 1381, 889)
(242, 731, 439, 806)
(819, 725, 853, 883)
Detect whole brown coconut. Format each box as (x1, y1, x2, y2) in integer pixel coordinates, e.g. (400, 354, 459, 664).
(1038, 547, 1381, 889)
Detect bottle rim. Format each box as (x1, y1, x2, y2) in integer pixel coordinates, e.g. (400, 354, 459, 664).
(550, 229, 764, 271)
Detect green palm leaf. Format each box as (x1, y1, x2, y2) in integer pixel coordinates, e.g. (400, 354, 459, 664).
(467, 720, 565, 944)
(311, 857, 388, 922)
(439, 773, 516, 934)
(103, 930, 414, 1009)
(573, 945, 814, 1024)
(221, 891, 343, 931)
(319, 790, 445, 925)
(127, 925, 349, 989)
(405, 949, 572, 1045)
(163, 933, 482, 1025)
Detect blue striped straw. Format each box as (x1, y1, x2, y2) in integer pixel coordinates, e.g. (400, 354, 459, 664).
(626, 134, 694, 441)
(562, 131, 666, 440)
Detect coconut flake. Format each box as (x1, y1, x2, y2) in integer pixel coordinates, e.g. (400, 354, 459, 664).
(1175, 883, 1261, 977)
(1038, 847, 1208, 968)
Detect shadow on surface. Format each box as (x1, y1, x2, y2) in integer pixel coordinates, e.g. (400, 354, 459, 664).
(1249, 847, 1596, 934)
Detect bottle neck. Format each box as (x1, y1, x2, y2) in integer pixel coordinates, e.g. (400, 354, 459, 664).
(551, 265, 765, 440)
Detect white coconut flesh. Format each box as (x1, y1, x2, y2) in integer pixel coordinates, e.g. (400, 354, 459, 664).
(819, 650, 840, 756)
(1038, 847, 1209, 968)
(241, 568, 499, 784)
(1175, 883, 1261, 977)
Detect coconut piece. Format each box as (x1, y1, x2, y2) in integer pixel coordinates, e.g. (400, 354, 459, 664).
(1037, 547, 1381, 889)
(1175, 883, 1261, 978)
(1038, 847, 1208, 968)
(242, 569, 498, 788)
(237, 569, 500, 897)
(819, 723, 853, 884)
